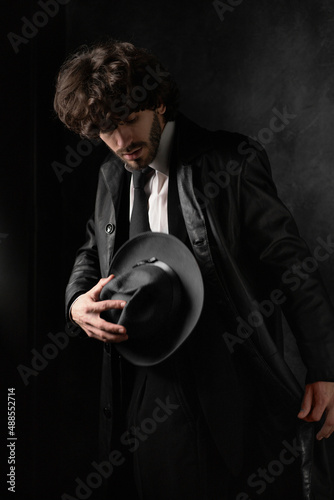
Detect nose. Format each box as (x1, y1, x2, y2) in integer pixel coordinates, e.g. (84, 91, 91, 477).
(112, 126, 133, 150)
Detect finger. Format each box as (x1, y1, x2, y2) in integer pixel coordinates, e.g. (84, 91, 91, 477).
(94, 316, 127, 335)
(85, 324, 128, 343)
(302, 386, 330, 422)
(82, 314, 127, 335)
(298, 385, 313, 419)
(316, 412, 334, 440)
(90, 275, 115, 300)
(94, 299, 127, 313)
(307, 401, 328, 422)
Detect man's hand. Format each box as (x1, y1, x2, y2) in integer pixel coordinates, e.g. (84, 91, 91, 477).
(298, 381, 334, 440)
(71, 275, 128, 343)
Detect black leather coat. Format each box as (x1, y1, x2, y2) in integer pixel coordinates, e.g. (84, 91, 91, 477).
(65, 114, 334, 499)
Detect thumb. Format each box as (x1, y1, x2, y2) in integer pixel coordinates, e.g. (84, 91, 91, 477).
(298, 384, 313, 419)
(90, 275, 114, 301)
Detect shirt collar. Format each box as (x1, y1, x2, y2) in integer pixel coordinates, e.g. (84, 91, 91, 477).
(149, 120, 175, 176)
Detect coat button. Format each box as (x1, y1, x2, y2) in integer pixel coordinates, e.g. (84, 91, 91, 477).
(105, 223, 115, 235)
(103, 407, 112, 419)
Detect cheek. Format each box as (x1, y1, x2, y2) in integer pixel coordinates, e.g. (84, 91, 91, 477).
(109, 139, 117, 150)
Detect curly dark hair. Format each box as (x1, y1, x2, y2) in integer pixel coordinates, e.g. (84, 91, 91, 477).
(53, 39, 179, 139)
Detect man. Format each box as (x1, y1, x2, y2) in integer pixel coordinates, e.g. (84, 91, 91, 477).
(54, 40, 334, 499)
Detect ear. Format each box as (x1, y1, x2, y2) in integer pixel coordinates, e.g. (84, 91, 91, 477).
(156, 102, 166, 115)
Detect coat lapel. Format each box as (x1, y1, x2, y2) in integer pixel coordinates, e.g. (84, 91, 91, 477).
(99, 153, 130, 274)
(167, 157, 188, 243)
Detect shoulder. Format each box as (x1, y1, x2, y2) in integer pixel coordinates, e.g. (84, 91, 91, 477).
(175, 113, 266, 168)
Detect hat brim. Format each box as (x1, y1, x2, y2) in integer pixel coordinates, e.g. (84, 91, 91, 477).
(108, 232, 204, 366)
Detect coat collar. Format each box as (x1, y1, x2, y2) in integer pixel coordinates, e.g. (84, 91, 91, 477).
(100, 151, 129, 203)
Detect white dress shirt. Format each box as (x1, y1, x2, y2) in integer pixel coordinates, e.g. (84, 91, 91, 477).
(129, 120, 175, 234)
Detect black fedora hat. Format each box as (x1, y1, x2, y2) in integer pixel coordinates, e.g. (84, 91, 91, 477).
(100, 232, 204, 366)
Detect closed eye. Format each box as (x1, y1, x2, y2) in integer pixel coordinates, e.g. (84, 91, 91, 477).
(125, 115, 137, 125)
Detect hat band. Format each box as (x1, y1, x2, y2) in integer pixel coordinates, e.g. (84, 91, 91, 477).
(133, 257, 178, 283)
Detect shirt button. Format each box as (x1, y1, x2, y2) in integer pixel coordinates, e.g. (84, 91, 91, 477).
(105, 223, 115, 235)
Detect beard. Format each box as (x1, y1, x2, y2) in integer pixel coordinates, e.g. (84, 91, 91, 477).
(120, 112, 162, 172)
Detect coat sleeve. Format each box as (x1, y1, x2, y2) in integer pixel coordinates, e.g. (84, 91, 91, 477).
(239, 141, 334, 383)
(64, 212, 101, 323)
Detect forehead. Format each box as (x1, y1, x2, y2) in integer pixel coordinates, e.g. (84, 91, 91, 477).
(108, 109, 153, 127)
(99, 110, 154, 137)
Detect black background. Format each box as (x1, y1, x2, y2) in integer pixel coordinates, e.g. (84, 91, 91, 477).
(1, 0, 334, 498)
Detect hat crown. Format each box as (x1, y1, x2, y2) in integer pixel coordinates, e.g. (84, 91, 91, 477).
(101, 259, 182, 340)
(99, 232, 204, 366)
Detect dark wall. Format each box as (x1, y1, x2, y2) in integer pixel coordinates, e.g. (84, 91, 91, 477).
(65, 0, 334, 291)
(2, 1, 334, 499)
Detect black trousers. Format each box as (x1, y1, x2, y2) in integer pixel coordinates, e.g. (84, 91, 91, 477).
(125, 347, 230, 500)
